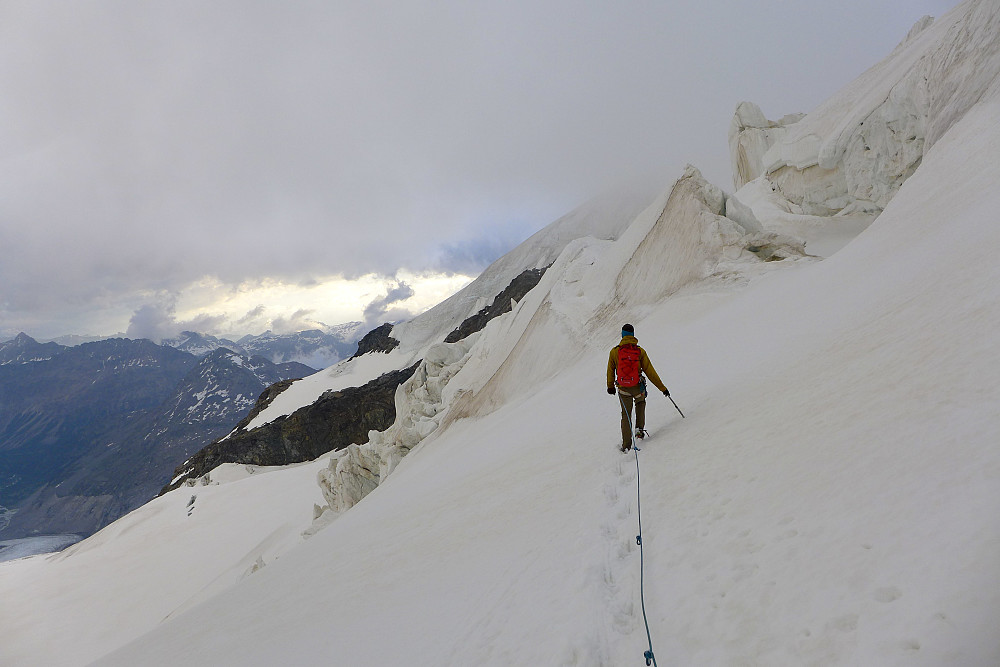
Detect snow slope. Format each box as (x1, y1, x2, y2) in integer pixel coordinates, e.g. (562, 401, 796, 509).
(239, 184, 659, 431)
(2, 2, 999, 665)
(0, 457, 330, 665)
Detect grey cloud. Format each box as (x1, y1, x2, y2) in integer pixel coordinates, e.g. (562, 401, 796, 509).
(363, 281, 416, 329)
(125, 301, 226, 343)
(0, 0, 956, 338)
(220, 305, 324, 337)
(236, 306, 269, 327)
(271, 309, 323, 335)
(125, 303, 181, 343)
(434, 226, 533, 276)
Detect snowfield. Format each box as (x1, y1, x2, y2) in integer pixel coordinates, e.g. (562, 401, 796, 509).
(1, 1, 998, 665)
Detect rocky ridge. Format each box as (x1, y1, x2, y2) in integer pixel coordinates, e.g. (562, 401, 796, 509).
(162, 363, 420, 494)
(444, 267, 549, 343)
(0, 333, 65, 365)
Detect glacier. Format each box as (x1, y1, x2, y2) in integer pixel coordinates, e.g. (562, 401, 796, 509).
(1, 1, 998, 665)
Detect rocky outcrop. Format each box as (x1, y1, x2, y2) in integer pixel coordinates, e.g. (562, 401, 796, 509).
(444, 267, 549, 343)
(231, 378, 298, 432)
(350, 323, 400, 359)
(162, 363, 420, 494)
(307, 268, 551, 520)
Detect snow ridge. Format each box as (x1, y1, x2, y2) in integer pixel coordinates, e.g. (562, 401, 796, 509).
(3, 4, 1000, 666)
(736, 0, 1000, 218)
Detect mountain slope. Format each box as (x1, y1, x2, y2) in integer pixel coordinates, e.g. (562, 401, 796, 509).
(228, 185, 661, 434)
(2, 2, 998, 665)
(0, 333, 65, 365)
(0, 339, 199, 513)
(100, 81, 1000, 667)
(0, 342, 313, 540)
(236, 325, 365, 368)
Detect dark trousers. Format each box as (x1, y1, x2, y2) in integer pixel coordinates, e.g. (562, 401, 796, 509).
(618, 384, 646, 448)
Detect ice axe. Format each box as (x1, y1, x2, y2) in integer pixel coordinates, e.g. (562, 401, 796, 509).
(663, 390, 685, 418)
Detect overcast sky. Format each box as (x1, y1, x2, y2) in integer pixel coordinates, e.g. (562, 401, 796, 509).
(0, 0, 957, 342)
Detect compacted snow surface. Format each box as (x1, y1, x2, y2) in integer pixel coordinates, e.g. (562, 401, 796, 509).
(1, 2, 998, 665)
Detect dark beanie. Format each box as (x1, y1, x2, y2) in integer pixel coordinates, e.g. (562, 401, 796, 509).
(622, 323, 634, 335)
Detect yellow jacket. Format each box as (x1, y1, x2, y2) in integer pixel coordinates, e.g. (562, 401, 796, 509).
(607, 336, 667, 392)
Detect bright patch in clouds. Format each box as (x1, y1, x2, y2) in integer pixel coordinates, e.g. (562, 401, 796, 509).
(129, 271, 473, 341)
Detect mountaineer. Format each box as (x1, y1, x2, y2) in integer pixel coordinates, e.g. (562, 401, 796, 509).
(606, 323, 671, 452)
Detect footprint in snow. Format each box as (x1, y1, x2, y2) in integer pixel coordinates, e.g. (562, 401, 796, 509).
(874, 586, 903, 603)
(603, 483, 619, 504)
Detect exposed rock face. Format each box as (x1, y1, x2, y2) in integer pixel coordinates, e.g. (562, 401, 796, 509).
(233, 378, 298, 432)
(162, 363, 420, 493)
(158, 349, 315, 426)
(350, 323, 400, 359)
(444, 267, 548, 343)
(317, 337, 477, 515)
(308, 268, 553, 519)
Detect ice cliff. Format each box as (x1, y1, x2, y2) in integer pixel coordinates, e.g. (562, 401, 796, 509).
(317, 336, 478, 514)
(312, 1, 1000, 530)
(314, 165, 805, 521)
(730, 3, 1000, 218)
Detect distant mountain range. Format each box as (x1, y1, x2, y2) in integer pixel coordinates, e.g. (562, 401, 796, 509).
(0, 333, 319, 540)
(0, 332, 65, 365)
(10, 322, 366, 369)
(160, 323, 366, 368)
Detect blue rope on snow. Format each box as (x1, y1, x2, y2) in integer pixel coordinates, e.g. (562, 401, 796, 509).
(618, 393, 658, 667)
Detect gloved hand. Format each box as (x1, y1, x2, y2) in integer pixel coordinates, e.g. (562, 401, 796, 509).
(607, 387, 615, 395)
(663, 388, 671, 397)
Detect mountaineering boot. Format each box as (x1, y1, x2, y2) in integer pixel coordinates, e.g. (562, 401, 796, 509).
(636, 429, 647, 440)
(621, 442, 631, 453)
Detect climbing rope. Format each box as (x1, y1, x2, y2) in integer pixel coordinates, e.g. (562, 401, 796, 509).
(618, 393, 658, 667)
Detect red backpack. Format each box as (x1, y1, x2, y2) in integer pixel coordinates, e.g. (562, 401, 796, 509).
(616, 344, 642, 388)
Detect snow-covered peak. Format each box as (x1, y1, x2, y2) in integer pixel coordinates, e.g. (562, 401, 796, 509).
(162, 331, 243, 358)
